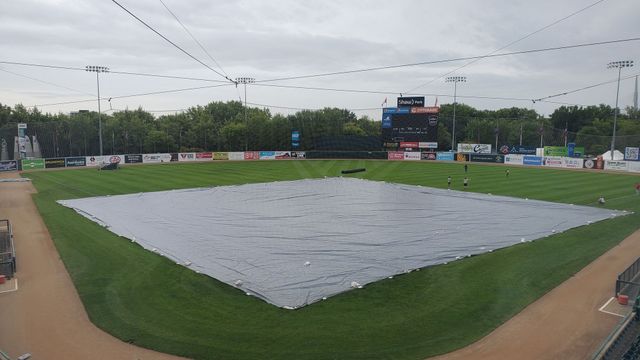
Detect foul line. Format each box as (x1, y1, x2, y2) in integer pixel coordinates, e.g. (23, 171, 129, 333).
(598, 297, 626, 318)
(0, 279, 18, 294)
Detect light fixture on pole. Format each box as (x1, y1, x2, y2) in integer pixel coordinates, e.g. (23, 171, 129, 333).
(606, 60, 634, 160)
(85, 65, 110, 156)
(235, 77, 255, 151)
(445, 76, 467, 151)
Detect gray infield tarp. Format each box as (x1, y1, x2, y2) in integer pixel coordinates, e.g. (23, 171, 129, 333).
(58, 178, 626, 308)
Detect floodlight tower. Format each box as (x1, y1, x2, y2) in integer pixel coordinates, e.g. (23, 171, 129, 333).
(445, 76, 467, 151)
(606, 60, 634, 159)
(85, 65, 110, 156)
(236, 77, 255, 151)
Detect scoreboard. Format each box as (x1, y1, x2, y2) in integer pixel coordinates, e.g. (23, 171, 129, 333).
(381, 97, 439, 149)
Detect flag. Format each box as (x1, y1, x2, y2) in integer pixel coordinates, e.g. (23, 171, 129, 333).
(381, 97, 387, 107)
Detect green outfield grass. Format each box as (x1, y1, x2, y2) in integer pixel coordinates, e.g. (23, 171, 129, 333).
(24, 160, 640, 360)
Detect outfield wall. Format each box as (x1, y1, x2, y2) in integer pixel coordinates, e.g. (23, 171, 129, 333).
(4, 150, 640, 175)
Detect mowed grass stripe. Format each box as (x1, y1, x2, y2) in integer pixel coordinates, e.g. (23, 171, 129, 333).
(24, 160, 640, 360)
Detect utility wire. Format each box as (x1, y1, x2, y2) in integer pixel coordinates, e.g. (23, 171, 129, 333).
(255, 37, 640, 84)
(533, 72, 640, 102)
(404, 0, 607, 93)
(0, 67, 96, 97)
(111, 0, 235, 83)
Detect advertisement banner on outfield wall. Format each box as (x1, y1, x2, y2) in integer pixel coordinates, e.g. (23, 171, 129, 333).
(419, 142, 438, 149)
(105, 155, 125, 164)
(470, 154, 504, 163)
(86, 156, 104, 167)
(498, 145, 536, 155)
(125, 154, 143, 164)
(244, 151, 259, 160)
(523, 156, 543, 166)
(45, 157, 66, 168)
(259, 151, 276, 160)
(21, 159, 45, 170)
(625, 147, 639, 161)
(0, 160, 18, 172)
(171, 153, 179, 162)
(456, 153, 469, 162)
(563, 158, 584, 169)
(291, 151, 306, 159)
(143, 153, 172, 163)
(504, 154, 524, 165)
(228, 152, 244, 161)
(628, 161, 640, 173)
(436, 152, 455, 161)
(387, 151, 404, 160)
(604, 160, 628, 171)
(275, 151, 291, 159)
(213, 152, 229, 160)
(543, 156, 563, 168)
(421, 152, 437, 160)
(195, 152, 213, 161)
(404, 152, 421, 161)
(457, 143, 491, 154)
(178, 153, 196, 162)
(65, 157, 86, 167)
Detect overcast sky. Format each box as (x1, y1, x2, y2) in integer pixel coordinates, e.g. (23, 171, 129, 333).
(0, 0, 639, 119)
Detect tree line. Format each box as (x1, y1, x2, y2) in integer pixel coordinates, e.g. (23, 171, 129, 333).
(0, 101, 638, 158)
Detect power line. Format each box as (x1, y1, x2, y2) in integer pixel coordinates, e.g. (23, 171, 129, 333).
(533, 72, 640, 102)
(254, 37, 640, 84)
(110, 0, 235, 83)
(0, 60, 84, 71)
(0, 67, 96, 97)
(404, 0, 608, 94)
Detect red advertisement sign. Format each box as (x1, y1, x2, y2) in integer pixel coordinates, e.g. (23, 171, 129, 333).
(410, 106, 440, 114)
(387, 151, 404, 160)
(244, 151, 260, 160)
(196, 152, 213, 159)
(400, 142, 419, 149)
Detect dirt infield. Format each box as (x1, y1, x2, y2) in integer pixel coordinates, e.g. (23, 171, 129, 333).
(0, 170, 638, 360)
(0, 172, 185, 360)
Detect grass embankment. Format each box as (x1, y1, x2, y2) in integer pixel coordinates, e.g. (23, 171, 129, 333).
(25, 160, 640, 360)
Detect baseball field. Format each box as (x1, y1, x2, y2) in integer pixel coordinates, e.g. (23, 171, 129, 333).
(21, 160, 640, 359)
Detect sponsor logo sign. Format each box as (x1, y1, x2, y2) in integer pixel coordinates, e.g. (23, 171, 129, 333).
(499, 145, 536, 155)
(0, 160, 18, 172)
(387, 151, 404, 160)
(259, 151, 276, 160)
(382, 107, 411, 115)
(125, 154, 143, 164)
(421, 152, 437, 160)
(470, 154, 504, 163)
(397, 96, 425, 107)
(382, 114, 392, 128)
(179, 153, 196, 162)
(195, 152, 213, 160)
(400, 141, 419, 149)
(410, 106, 439, 114)
(544, 156, 564, 167)
(436, 152, 455, 161)
(170, 153, 179, 162)
(142, 153, 172, 163)
(45, 157, 66, 168)
(244, 151, 260, 160)
(523, 156, 543, 166)
(563, 158, 584, 169)
(275, 151, 291, 159)
(228, 152, 245, 161)
(291, 151, 306, 159)
(457, 143, 492, 154)
(504, 154, 524, 165)
(419, 142, 438, 149)
(404, 152, 421, 161)
(65, 157, 86, 167)
(86, 156, 104, 166)
(21, 159, 45, 170)
(604, 160, 628, 171)
(213, 152, 229, 160)
(456, 153, 469, 162)
(106, 155, 124, 164)
(625, 147, 640, 161)
(584, 158, 596, 169)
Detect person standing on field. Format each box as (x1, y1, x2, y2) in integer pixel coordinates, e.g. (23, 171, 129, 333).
(464, 164, 468, 173)
(447, 176, 452, 189)
(506, 168, 510, 177)
(463, 177, 469, 190)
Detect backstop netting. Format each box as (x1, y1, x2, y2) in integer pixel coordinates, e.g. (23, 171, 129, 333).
(0, 220, 15, 279)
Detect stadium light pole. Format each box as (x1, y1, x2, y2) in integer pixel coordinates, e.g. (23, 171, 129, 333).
(445, 76, 466, 152)
(607, 60, 634, 160)
(236, 77, 255, 151)
(86, 65, 109, 156)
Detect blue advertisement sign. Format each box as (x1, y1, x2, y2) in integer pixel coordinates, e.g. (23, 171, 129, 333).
(291, 131, 300, 148)
(567, 143, 575, 157)
(436, 152, 455, 161)
(382, 114, 392, 128)
(523, 156, 543, 166)
(382, 107, 411, 115)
